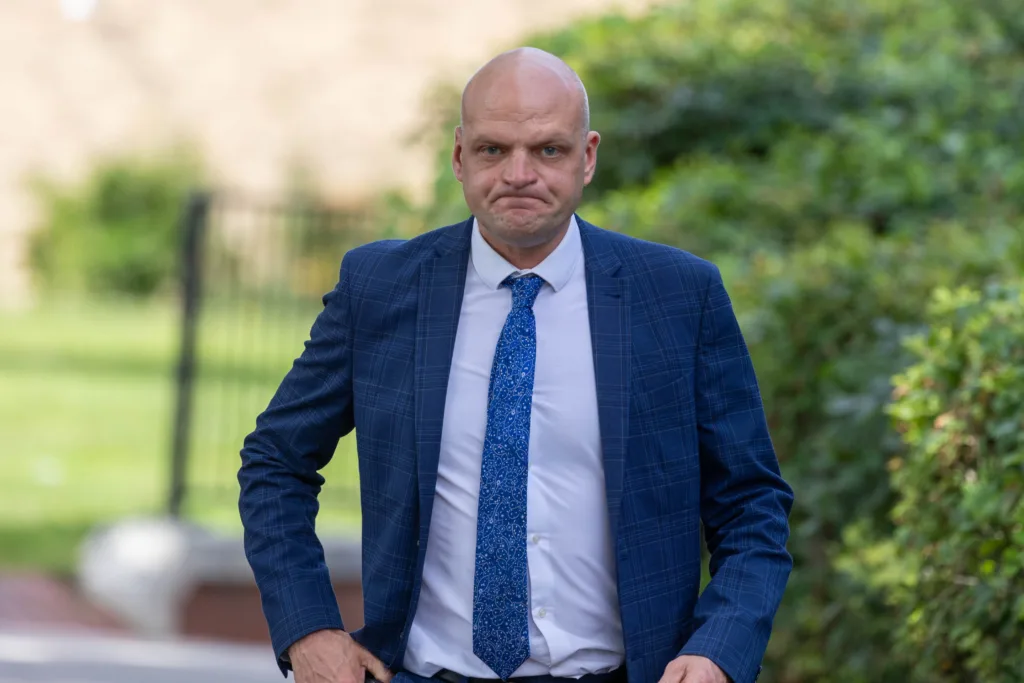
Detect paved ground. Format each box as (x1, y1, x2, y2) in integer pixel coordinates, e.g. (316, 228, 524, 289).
(0, 574, 284, 682)
(0, 575, 124, 633)
(0, 625, 284, 683)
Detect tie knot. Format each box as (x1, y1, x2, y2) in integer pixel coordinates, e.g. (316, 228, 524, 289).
(502, 274, 544, 310)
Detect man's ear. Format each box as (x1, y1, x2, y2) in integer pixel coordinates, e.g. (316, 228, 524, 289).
(452, 126, 465, 182)
(582, 130, 601, 186)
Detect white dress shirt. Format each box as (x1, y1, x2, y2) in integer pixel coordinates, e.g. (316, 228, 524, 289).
(403, 216, 625, 679)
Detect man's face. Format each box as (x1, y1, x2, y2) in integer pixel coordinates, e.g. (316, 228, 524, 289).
(453, 75, 600, 252)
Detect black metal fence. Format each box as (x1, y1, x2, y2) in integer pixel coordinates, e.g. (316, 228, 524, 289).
(167, 190, 371, 518)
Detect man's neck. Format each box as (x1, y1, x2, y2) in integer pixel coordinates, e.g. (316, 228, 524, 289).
(478, 219, 571, 270)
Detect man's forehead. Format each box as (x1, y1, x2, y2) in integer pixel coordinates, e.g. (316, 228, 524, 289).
(472, 84, 571, 115)
(463, 90, 582, 138)
(463, 117, 577, 142)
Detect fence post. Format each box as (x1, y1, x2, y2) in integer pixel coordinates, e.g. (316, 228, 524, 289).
(168, 190, 210, 518)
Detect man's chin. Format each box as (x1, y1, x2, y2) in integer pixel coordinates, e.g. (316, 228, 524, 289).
(503, 212, 542, 226)
(505, 221, 551, 239)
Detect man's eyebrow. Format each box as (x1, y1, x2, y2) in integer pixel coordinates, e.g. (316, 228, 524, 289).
(536, 136, 575, 146)
(468, 134, 576, 147)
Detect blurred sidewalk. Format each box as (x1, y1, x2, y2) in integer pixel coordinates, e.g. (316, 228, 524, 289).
(0, 574, 283, 682)
(0, 574, 125, 634)
(0, 626, 284, 683)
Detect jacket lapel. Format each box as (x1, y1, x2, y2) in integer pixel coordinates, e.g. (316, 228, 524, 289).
(414, 218, 472, 541)
(579, 218, 631, 539)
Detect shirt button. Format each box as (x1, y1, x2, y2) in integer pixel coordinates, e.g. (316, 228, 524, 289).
(531, 534, 540, 544)
(537, 608, 547, 618)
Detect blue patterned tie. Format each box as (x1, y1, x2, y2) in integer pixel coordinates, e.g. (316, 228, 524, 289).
(472, 274, 544, 680)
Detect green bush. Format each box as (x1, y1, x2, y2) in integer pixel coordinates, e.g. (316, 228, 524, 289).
(842, 284, 1024, 681)
(572, 0, 1024, 257)
(722, 223, 1024, 681)
(29, 150, 203, 298)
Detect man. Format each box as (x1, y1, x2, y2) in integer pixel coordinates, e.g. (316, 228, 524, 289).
(238, 47, 793, 683)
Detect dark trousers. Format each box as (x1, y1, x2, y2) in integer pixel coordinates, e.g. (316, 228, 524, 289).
(394, 667, 626, 683)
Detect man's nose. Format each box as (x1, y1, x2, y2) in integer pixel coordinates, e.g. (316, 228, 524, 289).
(502, 150, 538, 187)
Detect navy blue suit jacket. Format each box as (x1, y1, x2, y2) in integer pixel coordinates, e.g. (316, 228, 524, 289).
(238, 216, 793, 683)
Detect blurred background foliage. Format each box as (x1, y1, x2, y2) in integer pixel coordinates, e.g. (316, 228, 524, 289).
(27, 149, 204, 299)
(22, 0, 1024, 679)
(854, 283, 1024, 682)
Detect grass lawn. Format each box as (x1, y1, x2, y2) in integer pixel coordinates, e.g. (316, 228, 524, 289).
(0, 295, 360, 575)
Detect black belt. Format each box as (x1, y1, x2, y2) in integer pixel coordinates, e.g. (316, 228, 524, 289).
(435, 668, 625, 683)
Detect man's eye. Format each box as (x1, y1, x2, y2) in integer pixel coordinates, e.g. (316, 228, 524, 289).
(541, 147, 559, 157)
(483, 146, 502, 155)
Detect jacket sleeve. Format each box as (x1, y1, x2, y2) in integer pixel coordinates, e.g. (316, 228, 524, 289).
(676, 263, 794, 683)
(237, 254, 357, 676)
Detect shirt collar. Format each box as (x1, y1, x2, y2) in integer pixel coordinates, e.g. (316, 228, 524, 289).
(470, 215, 582, 292)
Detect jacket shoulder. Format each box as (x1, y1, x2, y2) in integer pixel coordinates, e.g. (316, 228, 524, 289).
(340, 219, 470, 279)
(577, 217, 721, 287)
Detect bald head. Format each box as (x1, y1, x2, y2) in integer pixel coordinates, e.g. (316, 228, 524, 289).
(460, 47, 590, 135)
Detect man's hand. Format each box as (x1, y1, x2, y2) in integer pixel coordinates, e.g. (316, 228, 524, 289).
(288, 629, 392, 683)
(657, 655, 729, 683)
